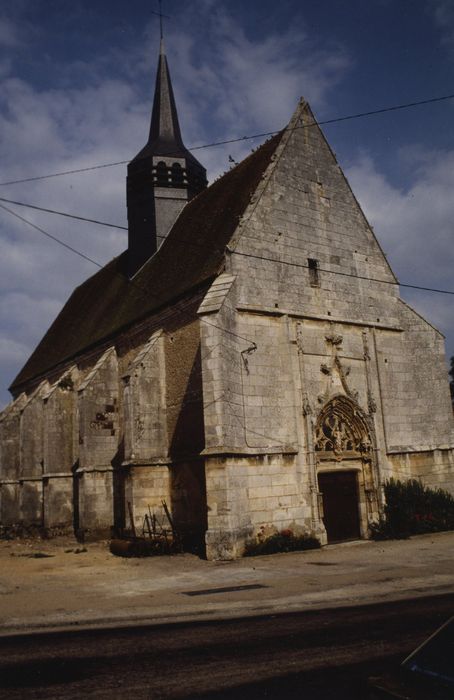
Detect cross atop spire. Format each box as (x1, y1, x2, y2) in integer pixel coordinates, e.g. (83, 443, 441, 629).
(131, 25, 199, 163)
(151, 0, 169, 41)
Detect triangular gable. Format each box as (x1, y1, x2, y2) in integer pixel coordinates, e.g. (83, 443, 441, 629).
(226, 98, 400, 323)
(78, 348, 116, 392)
(21, 380, 50, 412)
(42, 365, 77, 402)
(0, 393, 27, 423)
(122, 330, 164, 377)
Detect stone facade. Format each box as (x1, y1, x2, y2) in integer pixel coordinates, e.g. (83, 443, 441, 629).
(1, 91, 454, 558)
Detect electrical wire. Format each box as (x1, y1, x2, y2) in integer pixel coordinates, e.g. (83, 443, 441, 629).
(3, 190, 452, 472)
(0, 203, 104, 269)
(2, 195, 454, 299)
(0, 196, 127, 231)
(1, 91, 454, 187)
(229, 249, 454, 297)
(0, 202, 257, 350)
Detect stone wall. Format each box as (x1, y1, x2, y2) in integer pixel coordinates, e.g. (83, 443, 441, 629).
(1, 98, 453, 558)
(0, 394, 26, 525)
(122, 331, 168, 463)
(19, 382, 49, 524)
(165, 319, 204, 458)
(0, 310, 207, 543)
(42, 369, 78, 529)
(76, 348, 119, 537)
(198, 99, 454, 556)
(205, 454, 310, 560)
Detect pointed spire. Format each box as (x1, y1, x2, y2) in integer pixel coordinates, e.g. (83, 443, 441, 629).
(126, 39, 207, 277)
(147, 39, 185, 157)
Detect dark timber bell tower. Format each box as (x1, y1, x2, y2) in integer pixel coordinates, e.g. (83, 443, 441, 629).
(126, 39, 207, 277)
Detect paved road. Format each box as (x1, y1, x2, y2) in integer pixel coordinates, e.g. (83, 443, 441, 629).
(1, 593, 453, 699)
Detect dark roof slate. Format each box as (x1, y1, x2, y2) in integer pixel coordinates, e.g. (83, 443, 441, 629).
(11, 131, 283, 392)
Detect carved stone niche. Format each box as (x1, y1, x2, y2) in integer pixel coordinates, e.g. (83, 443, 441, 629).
(314, 395, 372, 461)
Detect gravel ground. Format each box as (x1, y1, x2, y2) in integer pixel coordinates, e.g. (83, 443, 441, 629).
(0, 531, 453, 634)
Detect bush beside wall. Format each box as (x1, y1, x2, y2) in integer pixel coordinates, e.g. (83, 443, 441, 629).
(370, 478, 454, 540)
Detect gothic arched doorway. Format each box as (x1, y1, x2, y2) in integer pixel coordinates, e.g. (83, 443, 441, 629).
(317, 470, 360, 542)
(314, 395, 375, 543)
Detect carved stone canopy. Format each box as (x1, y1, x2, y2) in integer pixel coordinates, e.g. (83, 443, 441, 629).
(315, 395, 371, 459)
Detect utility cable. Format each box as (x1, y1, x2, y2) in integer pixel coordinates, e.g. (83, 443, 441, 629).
(3, 198, 451, 466)
(0, 196, 127, 231)
(0, 203, 104, 269)
(229, 249, 454, 297)
(1, 91, 454, 187)
(0, 203, 257, 350)
(2, 197, 454, 299)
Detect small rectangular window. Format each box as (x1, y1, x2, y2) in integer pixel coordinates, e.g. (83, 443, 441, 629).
(308, 258, 320, 287)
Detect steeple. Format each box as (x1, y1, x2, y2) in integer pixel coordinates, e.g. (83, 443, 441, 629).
(144, 39, 185, 158)
(126, 40, 207, 278)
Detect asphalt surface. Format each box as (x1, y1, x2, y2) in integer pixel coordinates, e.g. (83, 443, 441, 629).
(1, 593, 453, 699)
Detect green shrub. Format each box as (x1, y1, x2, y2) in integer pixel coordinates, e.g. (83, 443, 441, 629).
(244, 529, 321, 557)
(370, 478, 454, 540)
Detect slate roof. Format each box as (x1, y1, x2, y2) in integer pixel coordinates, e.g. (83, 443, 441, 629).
(131, 39, 203, 170)
(11, 131, 283, 392)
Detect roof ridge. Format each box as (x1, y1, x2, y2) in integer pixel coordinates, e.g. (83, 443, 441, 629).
(10, 130, 285, 393)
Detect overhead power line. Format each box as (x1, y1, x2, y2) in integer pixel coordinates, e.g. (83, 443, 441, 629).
(0, 196, 127, 231)
(0, 160, 129, 188)
(0, 203, 104, 269)
(1, 91, 454, 187)
(1, 198, 454, 299)
(0, 203, 257, 349)
(229, 250, 454, 297)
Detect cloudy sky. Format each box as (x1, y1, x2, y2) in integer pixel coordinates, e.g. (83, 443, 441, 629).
(1, 0, 454, 407)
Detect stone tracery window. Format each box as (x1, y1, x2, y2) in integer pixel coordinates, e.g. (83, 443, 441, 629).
(315, 396, 371, 458)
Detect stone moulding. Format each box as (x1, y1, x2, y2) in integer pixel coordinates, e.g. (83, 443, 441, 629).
(75, 466, 114, 474)
(197, 274, 236, 316)
(201, 446, 298, 457)
(235, 303, 403, 332)
(78, 347, 116, 393)
(121, 459, 172, 467)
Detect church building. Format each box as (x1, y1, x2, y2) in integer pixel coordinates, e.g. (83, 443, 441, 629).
(1, 40, 454, 559)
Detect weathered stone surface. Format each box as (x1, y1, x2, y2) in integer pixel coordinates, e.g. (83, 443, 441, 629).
(1, 99, 453, 559)
(122, 331, 168, 463)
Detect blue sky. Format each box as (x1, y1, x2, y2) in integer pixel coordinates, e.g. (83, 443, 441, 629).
(1, 0, 454, 406)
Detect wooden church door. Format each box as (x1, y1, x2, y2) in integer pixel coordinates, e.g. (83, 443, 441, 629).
(318, 470, 361, 542)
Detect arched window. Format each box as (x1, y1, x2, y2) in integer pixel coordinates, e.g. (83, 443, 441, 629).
(155, 161, 168, 186)
(171, 162, 184, 185)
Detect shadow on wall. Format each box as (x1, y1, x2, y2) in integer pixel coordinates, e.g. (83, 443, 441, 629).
(112, 438, 126, 535)
(169, 344, 205, 458)
(171, 460, 208, 557)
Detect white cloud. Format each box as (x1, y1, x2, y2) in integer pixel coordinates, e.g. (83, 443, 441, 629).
(346, 148, 454, 357)
(0, 5, 351, 406)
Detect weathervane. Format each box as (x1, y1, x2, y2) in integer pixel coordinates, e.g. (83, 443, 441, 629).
(151, 0, 170, 39)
